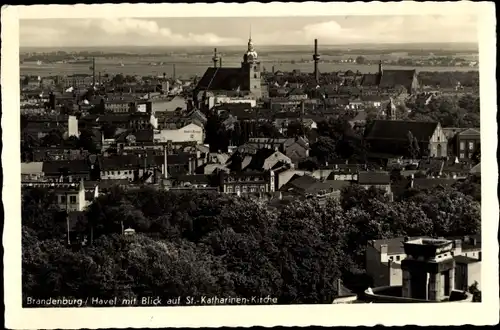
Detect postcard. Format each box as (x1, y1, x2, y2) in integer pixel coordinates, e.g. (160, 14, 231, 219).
(2, 2, 498, 329)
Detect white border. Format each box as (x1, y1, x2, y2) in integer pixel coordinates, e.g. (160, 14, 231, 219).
(2, 2, 498, 328)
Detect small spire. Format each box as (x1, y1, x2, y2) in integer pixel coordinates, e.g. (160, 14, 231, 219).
(249, 24, 252, 41)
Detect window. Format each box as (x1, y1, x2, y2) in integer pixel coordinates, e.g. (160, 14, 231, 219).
(468, 142, 474, 150)
(254, 66, 257, 71)
(60, 195, 67, 204)
(389, 256, 394, 261)
(227, 186, 233, 193)
(117, 171, 121, 175)
(254, 85, 257, 89)
(460, 153, 465, 159)
(396, 255, 400, 261)
(460, 141, 465, 150)
(254, 74, 257, 78)
(70, 195, 77, 204)
(111, 171, 115, 175)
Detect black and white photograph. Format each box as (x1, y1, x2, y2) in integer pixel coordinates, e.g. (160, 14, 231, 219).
(2, 2, 498, 329)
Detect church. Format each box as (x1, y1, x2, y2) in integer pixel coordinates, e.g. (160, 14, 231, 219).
(193, 35, 263, 108)
(361, 61, 420, 96)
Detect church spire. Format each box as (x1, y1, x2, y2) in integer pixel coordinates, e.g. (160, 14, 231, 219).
(248, 24, 254, 52)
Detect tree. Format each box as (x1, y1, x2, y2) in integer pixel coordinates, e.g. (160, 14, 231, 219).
(298, 157, 320, 171)
(355, 56, 366, 65)
(256, 122, 282, 139)
(310, 136, 337, 165)
(41, 129, 64, 147)
(407, 131, 420, 159)
(340, 185, 389, 213)
(286, 120, 307, 138)
(204, 113, 230, 152)
(111, 74, 125, 85)
(78, 128, 99, 153)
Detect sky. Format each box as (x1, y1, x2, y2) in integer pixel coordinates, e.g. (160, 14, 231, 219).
(19, 15, 478, 48)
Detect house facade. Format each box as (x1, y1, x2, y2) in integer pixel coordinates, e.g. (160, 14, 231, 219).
(154, 123, 204, 144)
(456, 128, 480, 160)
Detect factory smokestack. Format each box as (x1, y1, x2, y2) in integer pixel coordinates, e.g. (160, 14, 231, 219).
(172, 64, 176, 80)
(313, 39, 320, 83)
(92, 57, 96, 87)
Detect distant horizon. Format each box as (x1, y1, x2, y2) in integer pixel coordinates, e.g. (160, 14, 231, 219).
(20, 42, 479, 53)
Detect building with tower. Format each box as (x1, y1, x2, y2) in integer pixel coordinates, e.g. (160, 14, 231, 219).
(363, 237, 473, 303)
(193, 33, 264, 108)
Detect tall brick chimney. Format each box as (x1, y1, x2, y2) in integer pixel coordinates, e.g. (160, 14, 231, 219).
(313, 39, 320, 83)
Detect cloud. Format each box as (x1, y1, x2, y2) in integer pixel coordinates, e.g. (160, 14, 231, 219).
(252, 16, 477, 45)
(20, 18, 245, 47)
(20, 15, 478, 47)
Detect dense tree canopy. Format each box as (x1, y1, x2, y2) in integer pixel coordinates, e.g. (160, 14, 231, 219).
(23, 181, 481, 305)
(406, 94, 480, 128)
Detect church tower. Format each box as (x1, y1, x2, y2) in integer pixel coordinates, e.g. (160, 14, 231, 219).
(241, 28, 262, 99)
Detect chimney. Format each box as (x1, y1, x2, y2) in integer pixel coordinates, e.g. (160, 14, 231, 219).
(219, 57, 223, 68)
(313, 39, 320, 83)
(92, 57, 96, 87)
(272, 65, 275, 74)
(163, 144, 168, 179)
(301, 100, 305, 115)
(378, 59, 383, 76)
(410, 174, 414, 188)
(172, 64, 176, 80)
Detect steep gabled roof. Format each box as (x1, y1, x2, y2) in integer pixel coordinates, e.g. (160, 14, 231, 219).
(366, 120, 439, 142)
(42, 159, 90, 175)
(361, 73, 380, 87)
(458, 128, 480, 137)
(379, 69, 416, 90)
(195, 67, 243, 91)
(358, 171, 390, 185)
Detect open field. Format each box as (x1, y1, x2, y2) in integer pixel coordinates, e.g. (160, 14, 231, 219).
(21, 56, 479, 79)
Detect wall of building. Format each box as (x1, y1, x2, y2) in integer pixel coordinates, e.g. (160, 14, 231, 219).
(214, 96, 257, 107)
(263, 152, 292, 170)
(100, 169, 135, 181)
(457, 135, 480, 160)
(68, 115, 79, 137)
(366, 244, 388, 287)
(55, 188, 85, 212)
(154, 123, 204, 144)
